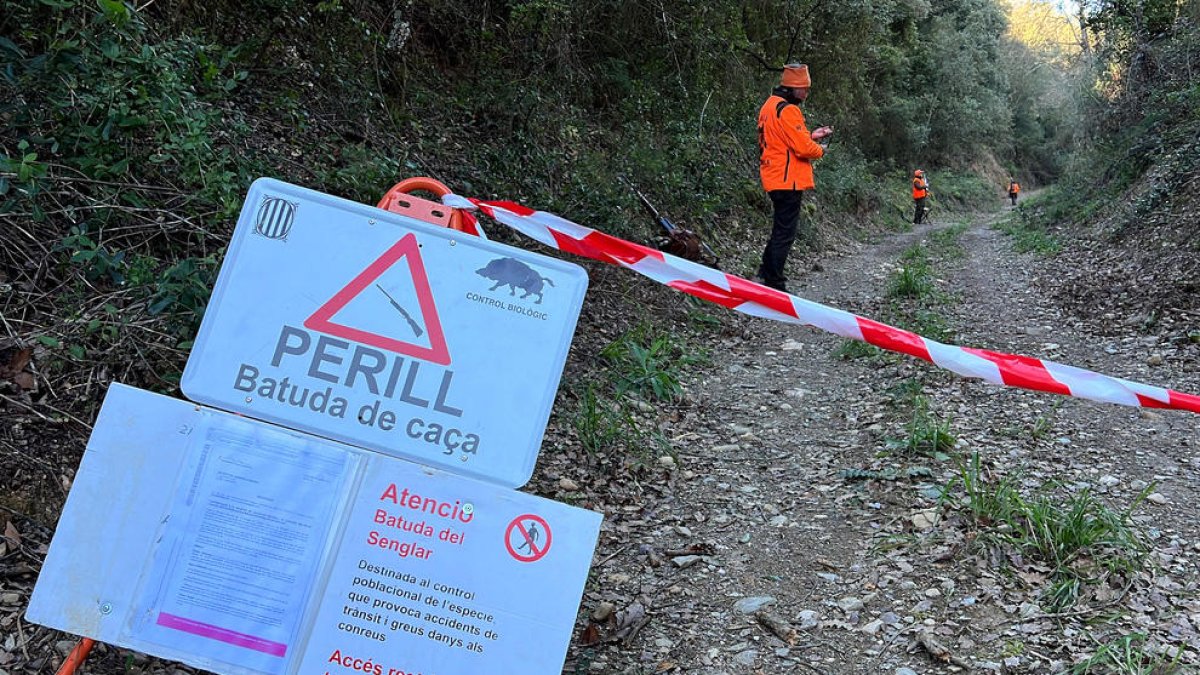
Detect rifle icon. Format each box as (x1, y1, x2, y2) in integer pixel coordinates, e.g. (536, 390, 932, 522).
(376, 284, 424, 338)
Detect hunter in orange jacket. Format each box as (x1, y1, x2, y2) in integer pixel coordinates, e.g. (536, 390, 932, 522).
(912, 170, 930, 224)
(758, 91, 825, 191)
(1008, 179, 1020, 205)
(754, 63, 832, 292)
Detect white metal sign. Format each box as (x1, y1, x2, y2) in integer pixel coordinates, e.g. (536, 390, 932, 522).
(27, 384, 602, 675)
(182, 178, 588, 488)
(294, 456, 601, 674)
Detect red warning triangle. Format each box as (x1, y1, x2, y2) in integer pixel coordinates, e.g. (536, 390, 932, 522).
(304, 234, 451, 366)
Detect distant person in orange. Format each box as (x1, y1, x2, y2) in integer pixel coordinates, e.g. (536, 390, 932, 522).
(1008, 179, 1021, 206)
(754, 63, 832, 293)
(912, 170, 930, 224)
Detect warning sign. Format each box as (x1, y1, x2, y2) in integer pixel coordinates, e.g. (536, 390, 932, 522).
(304, 233, 450, 365)
(505, 514, 552, 563)
(181, 179, 588, 488)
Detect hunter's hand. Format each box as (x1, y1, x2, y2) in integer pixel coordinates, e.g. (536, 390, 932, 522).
(811, 126, 833, 141)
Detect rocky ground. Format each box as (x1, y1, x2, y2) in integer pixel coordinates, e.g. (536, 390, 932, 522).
(2, 203, 1199, 674)
(555, 206, 1200, 674)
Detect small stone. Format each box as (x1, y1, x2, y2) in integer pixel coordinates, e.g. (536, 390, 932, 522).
(924, 588, 942, 598)
(1148, 354, 1164, 366)
(816, 572, 839, 582)
(0, 592, 20, 604)
(1099, 475, 1120, 488)
(672, 555, 702, 568)
(592, 602, 616, 621)
(557, 477, 579, 491)
(880, 611, 900, 624)
(654, 637, 673, 648)
(781, 339, 804, 351)
(658, 455, 676, 469)
(733, 650, 758, 666)
(862, 619, 884, 635)
(838, 597, 865, 612)
(895, 668, 919, 675)
(55, 641, 76, 657)
(769, 515, 788, 527)
(796, 610, 819, 629)
(674, 525, 693, 537)
(1147, 492, 1168, 505)
(734, 596, 777, 614)
(911, 509, 941, 530)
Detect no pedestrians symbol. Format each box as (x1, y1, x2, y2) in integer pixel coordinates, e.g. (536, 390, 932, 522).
(505, 514, 552, 563)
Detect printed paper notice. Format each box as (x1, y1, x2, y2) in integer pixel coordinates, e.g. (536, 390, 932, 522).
(130, 415, 358, 674)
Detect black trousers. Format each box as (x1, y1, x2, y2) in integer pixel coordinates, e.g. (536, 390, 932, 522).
(1010, 192, 1018, 205)
(914, 197, 927, 224)
(759, 189, 806, 290)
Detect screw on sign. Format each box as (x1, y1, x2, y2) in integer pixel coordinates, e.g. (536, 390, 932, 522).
(505, 514, 552, 563)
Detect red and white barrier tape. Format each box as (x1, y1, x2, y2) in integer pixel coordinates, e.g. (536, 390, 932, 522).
(442, 194, 1200, 415)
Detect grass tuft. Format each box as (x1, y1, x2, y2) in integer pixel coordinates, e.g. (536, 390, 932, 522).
(1068, 633, 1185, 674)
(947, 453, 1150, 611)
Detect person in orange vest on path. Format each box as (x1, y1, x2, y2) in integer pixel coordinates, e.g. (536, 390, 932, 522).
(754, 63, 832, 293)
(912, 170, 930, 225)
(1008, 178, 1021, 206)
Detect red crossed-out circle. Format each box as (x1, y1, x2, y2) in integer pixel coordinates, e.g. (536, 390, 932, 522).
(505, 514, 552, 563)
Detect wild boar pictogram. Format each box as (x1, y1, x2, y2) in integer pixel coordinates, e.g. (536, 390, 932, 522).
(476, 257, 555, 304)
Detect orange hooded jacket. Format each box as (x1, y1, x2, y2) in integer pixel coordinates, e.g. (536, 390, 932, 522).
(1009, 181, 1021, 194)
(758, 95, 824, 192)
(912, 173, 928, 199)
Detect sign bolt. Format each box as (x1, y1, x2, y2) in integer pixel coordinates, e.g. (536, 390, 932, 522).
(245, 397, 253, 403)
(462, 503, 474, 515)
(99, 602, 112, 615)
(368, 219, 376, 225)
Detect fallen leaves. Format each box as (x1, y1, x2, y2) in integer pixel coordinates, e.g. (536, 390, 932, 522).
(0, 347, 35, 391)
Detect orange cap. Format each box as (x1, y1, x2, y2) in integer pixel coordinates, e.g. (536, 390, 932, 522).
(780, 63, 811, 88)
(914, 169, 924, 176)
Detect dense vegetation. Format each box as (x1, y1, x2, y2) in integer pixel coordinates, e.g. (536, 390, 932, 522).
(0, 0, 1194, 408)
(1, 0, 1084, 396)
(1, 0, 1064, 240)
(1005, 0, 1200, 323)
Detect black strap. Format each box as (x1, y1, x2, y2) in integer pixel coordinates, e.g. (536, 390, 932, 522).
(775, 100, 791, 118)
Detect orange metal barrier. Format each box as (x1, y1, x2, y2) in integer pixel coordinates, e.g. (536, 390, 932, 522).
(377, 177, 475, 234)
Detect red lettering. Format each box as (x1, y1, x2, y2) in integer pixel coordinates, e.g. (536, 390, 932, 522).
(380, 484, 398, 503)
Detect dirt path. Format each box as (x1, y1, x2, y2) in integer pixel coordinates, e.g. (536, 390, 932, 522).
(570, 209, 1200, 674)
